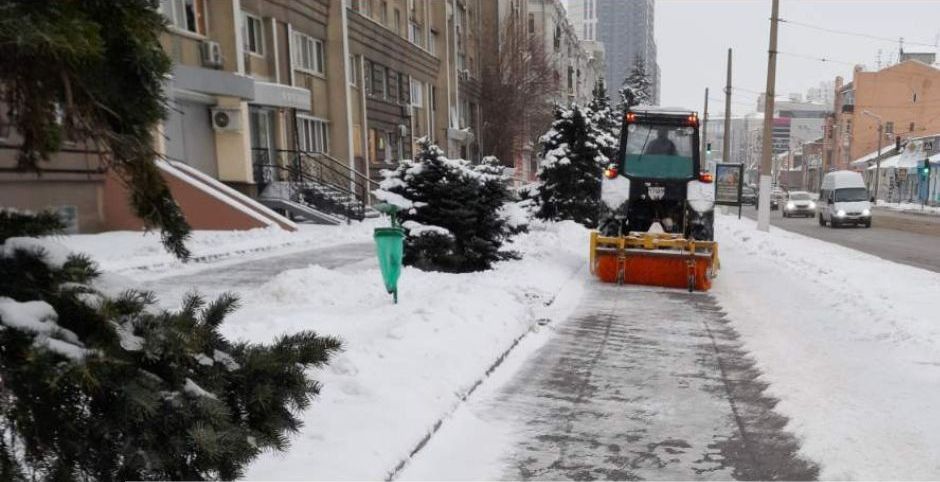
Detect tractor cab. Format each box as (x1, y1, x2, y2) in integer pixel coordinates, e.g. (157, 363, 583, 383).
(600, 108, 713, 241)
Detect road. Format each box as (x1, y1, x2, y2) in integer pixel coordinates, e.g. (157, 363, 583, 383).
(140, 242, 376, 305)
(403, 285, 818, 481)
(740, 205, 940, 274)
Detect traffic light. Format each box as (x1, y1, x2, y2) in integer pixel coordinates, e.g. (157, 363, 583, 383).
(924, 158, 932, 176)
(706, 143, 712, 155)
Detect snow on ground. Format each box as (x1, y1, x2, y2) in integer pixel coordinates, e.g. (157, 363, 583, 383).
(714, 213, 940, 480)
(224, 221, 588, 480)
(875, 199, 940, 216)
(52, 221, 380, 274)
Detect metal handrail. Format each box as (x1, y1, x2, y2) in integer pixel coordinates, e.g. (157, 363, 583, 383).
(252, 148, 367, 221)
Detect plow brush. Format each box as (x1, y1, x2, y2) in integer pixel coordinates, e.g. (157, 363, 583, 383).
(589, 231, 719, 292)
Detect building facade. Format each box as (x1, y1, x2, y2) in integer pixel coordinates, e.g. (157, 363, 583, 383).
(831, 59, 940, 172)
(1, 0, 487, 232)
(567, 0, 659, 104)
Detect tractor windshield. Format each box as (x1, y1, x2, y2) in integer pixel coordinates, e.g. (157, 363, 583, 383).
(623, 124, 695, 179)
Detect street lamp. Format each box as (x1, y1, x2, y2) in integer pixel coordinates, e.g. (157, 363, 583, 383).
(861, 110, 883, 202)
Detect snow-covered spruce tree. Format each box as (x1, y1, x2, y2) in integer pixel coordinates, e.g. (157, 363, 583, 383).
(375, 139, 511, 272)
(620, 55, 654, 110)
(535, 105, 605, 228)
(585, 81, 620, 161)
(0, 210, 341, 481)
(475, 156, 524, 245)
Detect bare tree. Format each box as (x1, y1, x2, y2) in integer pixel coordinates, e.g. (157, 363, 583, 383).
(480, 11, 556, 170)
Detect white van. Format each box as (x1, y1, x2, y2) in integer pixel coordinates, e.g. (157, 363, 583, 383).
(818, 170, 872, 228)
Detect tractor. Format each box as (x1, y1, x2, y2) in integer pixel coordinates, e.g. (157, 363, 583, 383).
(590, 107, 719, 291)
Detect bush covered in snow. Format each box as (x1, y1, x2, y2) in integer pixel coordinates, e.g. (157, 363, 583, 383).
(535, 104, 607, 228)
(0, 211, 341, 481)
(374, 139, 516, 272)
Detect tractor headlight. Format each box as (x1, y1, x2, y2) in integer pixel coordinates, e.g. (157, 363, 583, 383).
(837, 210, 846, 217)
(809, 202, 817, 209)
(862, 208, 871, 217)
(786, 202, 795, 210)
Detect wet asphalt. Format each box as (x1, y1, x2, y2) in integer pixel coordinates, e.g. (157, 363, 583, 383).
(741, 205, 940, 274)
(407, 284, 818, 481)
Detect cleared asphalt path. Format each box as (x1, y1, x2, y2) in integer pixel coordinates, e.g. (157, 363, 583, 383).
(741, 206, 940, 274)
(405, 285, 818, 480)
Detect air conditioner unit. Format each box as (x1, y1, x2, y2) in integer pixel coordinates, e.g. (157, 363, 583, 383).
(398, 124, 410, 137)
(200, 40, 223, 69)
(210, 108, 242, 131)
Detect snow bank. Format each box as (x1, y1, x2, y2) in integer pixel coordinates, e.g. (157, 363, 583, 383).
(875, 200, 940, 216)
(714, 214, 940, 479)
(231, 220, 588, 480)
(53, 221, 379, 274)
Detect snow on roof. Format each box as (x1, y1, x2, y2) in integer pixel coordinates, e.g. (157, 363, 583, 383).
(631, 106, 696, 115)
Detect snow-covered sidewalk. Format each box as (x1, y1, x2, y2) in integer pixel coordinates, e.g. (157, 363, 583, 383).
(53, 221, 379, 274)
(875, 200, 940, 216)
(214, 221, 587, 480)
(714, 214, 940, 479)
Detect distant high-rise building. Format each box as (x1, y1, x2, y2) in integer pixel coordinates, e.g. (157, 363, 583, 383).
(566, 0, 659, 104)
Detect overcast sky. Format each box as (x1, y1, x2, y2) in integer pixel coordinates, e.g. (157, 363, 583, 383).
(655, 0, 940, 115)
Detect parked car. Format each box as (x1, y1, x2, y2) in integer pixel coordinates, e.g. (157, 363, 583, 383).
(783, 191, 816, 218)
(741, 185, 757, 205)
(753, 187, 780, 210)
(818, 171, 872, 228)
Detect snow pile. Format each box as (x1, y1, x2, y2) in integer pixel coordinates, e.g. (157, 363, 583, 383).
(0, 297, 91, 360)
(53, 221, 379, 273)
(875, 200, 940, 216)
(230, 220, 588, 480)
(714, 214, 940, 479)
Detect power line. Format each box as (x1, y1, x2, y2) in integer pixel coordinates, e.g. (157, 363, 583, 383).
(777, 50, 858, 66)
(778, 17, 938, 49)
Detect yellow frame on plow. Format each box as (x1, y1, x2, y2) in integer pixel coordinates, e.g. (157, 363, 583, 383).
(589, 231, 721, 287)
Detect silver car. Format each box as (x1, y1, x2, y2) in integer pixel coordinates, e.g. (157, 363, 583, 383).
(783, 191, 817, 218)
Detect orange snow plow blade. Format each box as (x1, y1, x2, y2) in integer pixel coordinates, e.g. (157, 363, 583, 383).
(589, 231, 719, 291)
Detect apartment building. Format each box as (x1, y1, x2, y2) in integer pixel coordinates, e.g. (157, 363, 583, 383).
(567, 0, 659, 104)
(831, 56, 940, 171)
(527, 0, 601, 107)
(1, 0, 484, 233)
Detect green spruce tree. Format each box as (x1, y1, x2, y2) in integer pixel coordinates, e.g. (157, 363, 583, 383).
(0, 211, 342, 480)
(376, 140, 512, 272)
(620, 55, 654, 110)
(0, 0, 189, 257)
(535, 105, 604, 227)
(586, 81, 620, 160)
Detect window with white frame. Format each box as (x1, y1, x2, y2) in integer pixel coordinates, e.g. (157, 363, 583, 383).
(292, 32, 325, 75)
(242, 12, 264, 55)
(162, 0, 207, 35)
(297, 115, 330, 153)
(410, 79, 424, 108)
(348, 55, 359, 87)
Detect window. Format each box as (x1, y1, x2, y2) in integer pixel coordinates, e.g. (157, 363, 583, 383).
(162, 0, 207, 35)
(242, 12, 264, 55)
(362, 0, 373, 17)
(394, 9, 401, 34)
(297, 115, 330, 153)
(371, 63, 386, 97)
(567, 66, 574, 93)
(528, 13, 535, 34)
(410, 79, 424, 107)
(380, 0, 388, 24)
(429, 31, 438, 55)
(293, 32, 325, 75)
(910, 122, 916, 132)
(399, 73, 410, 104)
(553, 25, 561, 51)
(885, 121, 894, 134)
(348, 55, 359, 87)
(387, 69, 399, 102)
(409, 22, 423, 47)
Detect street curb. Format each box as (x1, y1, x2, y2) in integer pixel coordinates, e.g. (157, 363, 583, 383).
(383, 264, 586, 481)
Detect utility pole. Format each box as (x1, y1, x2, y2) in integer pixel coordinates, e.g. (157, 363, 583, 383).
(757, 0, 779, 232)
(702, 88, 709, 163)
(723, 48, 733, 165)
